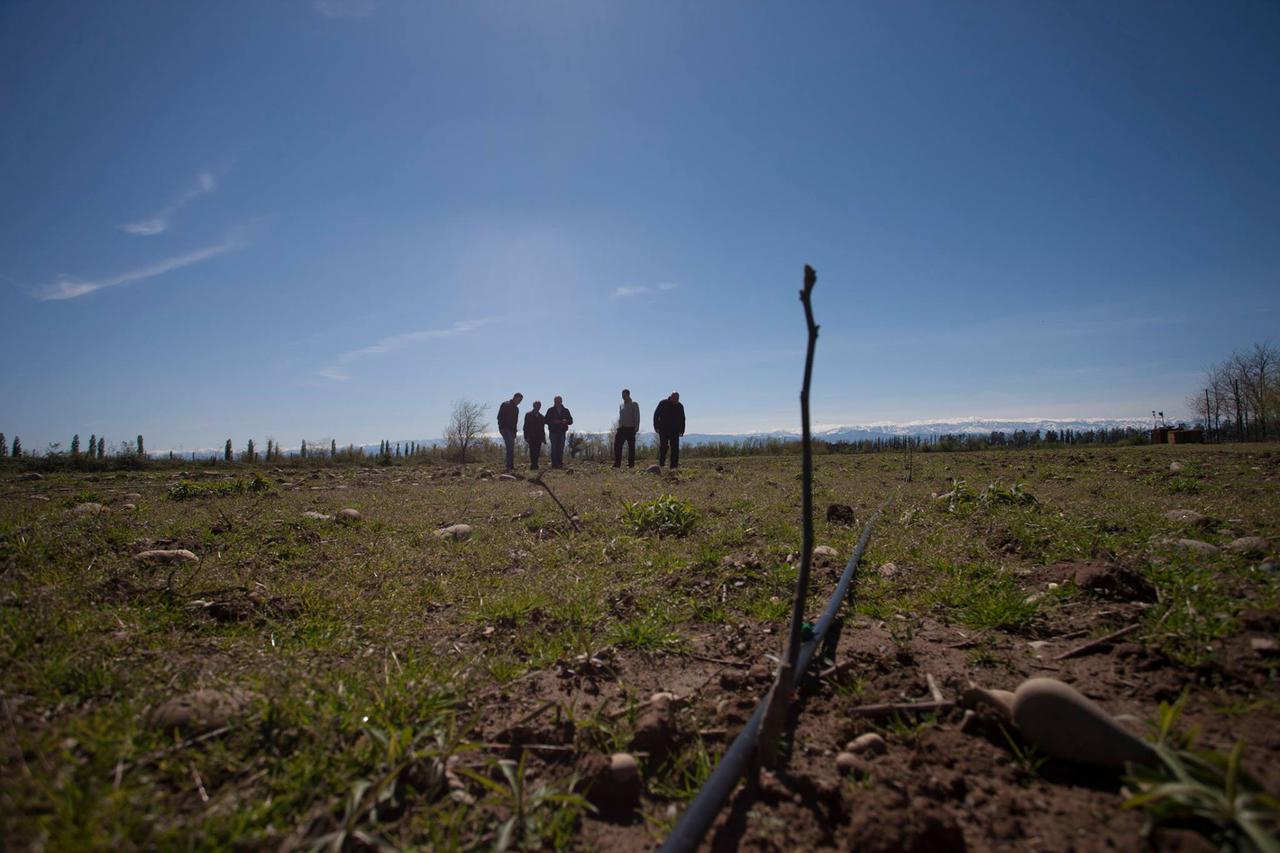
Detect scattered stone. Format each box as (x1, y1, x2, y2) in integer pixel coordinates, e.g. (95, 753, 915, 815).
(19, 472, 43, 481)
(1165, 509, 1210, 527)
(1069, 562, 1157, 602)
(337, 508, 362, 521)
(826, 503, 856, 525)
(149, 688, 261, 734)
(631, 693, 677, 755)
(1169, 461, 1184, 473)
(1251, 637, 1278, 656)
(836, 751, 862, 775)
(122, 492, 142, 501)
(1175, 538, 1220, 556)
(435, 523, 473, 541)
(122, 503, 137, 511)
(587, 752, 642, 811)
(301, 511, 333, 521)
(1010, 678, 1155, 769)
(73, 502, 107, 515)
(1227, 536, 1269, 557)
(1261, 561, 1278, 574)
(877, 562, 898, 579)
(645, 464, 661, 474)
(846, 732, 887, 757)
(496, 473, 517, 481)
(134, 549, 199, 564)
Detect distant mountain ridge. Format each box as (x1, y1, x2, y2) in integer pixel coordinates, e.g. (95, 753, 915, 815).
(164, 417, 1152, 456)
(352, 417, 1154, 453)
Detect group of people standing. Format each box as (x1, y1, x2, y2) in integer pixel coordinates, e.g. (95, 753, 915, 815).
(495, 390, 686, 471)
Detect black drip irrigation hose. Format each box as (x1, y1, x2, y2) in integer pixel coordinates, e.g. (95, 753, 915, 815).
(658, 497, 891, 853)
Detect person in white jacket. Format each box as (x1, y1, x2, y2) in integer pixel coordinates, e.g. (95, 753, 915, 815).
(613, 389, 641, 468)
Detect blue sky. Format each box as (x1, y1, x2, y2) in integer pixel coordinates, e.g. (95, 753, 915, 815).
(2, 1, 1277, 451)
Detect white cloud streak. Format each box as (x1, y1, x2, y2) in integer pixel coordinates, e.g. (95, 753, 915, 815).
(33, 233, 247, 301)
(318, 318, 498, 381)
(612, 281, 679, 299)
(121, 170, 223, 236)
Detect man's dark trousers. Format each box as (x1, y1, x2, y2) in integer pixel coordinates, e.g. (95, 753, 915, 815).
(613, 427, 636, 467)
(528, 440, 543, 469)
(549, 432, 566, 468)
(659, 434, 680, 468)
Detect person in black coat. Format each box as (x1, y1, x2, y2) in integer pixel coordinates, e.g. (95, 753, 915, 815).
(496, 392, 523, 471)
(544, 395, 574, 469)
(652, 391, 686, 468)
(523, 401, 546, 469)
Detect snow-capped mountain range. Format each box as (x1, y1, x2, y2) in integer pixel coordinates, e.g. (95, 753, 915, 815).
(351, 417, 1154, 453)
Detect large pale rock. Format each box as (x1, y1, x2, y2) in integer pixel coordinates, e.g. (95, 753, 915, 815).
(301, 511, 333, 521)
(645, 464, 661, 474)
(1011, 678, 1155, 769)
(435, 524, 473, 541)
(134, 549, 199, 564)
(74, 502, 107, 515)
(813, 545, 840, 561)
(150, 688, 261, 734)
(337, 508, 362, 521)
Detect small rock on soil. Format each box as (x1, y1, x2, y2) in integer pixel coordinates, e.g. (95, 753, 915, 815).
(134, 549, 199, 564)
(435, 523, 473, 540)
(1175, 538, 1220, 556)
(149, 688, 261, 734)
(1165, 509, 1210, 527)
(826, 503, 856, 525)
(1227, 536, 1269, 557)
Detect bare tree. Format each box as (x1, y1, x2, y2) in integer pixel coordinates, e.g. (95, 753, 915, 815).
(1191, 343, 1279, 441)
(445, 400, 487, 464)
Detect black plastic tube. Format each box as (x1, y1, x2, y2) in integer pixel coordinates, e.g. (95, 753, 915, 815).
(658, 500, 888, 853)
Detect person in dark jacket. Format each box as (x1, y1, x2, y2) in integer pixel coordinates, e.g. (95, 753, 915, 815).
(523, 400, 546, 469)
(652, 391, 686, 468)
(544, 396, 573, 469)
(496, 393, 522, 471)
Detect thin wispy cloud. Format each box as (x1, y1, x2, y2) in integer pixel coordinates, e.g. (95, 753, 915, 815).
(612, 281, 679, 299)
(33, 233, 247, 301)
(318, 317, 498, 381)
(121, 169, 224, 236)
(314, 0, 376, 19)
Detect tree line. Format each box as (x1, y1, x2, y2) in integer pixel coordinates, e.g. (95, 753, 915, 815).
(1186, 342, 1278, 441)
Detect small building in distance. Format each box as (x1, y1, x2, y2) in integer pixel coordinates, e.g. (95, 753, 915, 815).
(1152, 427, 1204, 444)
